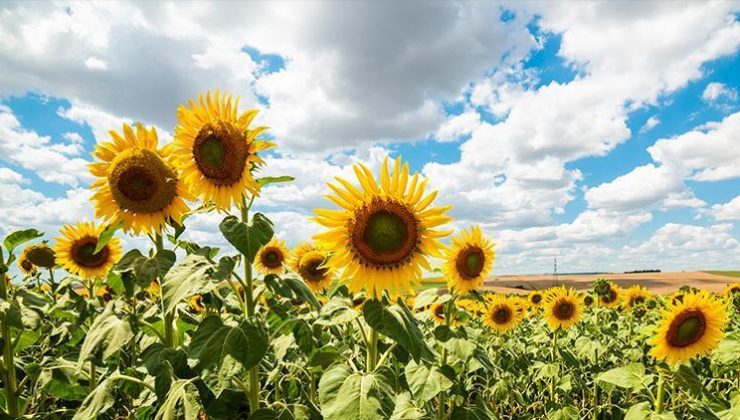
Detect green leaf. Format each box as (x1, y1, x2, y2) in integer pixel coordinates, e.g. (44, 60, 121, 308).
(257, 175, 295, 187)
(595, 363, 654, 391)
(404, 360, 453, 403)
(73, 378, 116, 420)
(0, 300, 23, 329)
(363, 299, 435, 363)
(318, 364, 393, 420)
(390, 392, 425, 420)
(3, 228, 43, 255)
(624, 401, 677, 420)
(280, 276, 321, 309)
(548, 406, 579, 420)
(309, 346, 344, 369)
(94, 221, 123, 254)
(712, 332, 740, 365)
(316, 297, 359, 327)
(14, 329, 40, 353)
(77, 303, 134, 366)
(188, 316, 268, 396)
(114, 249, 176, 285)
(162, 254, 232, 314)
(219, 213, 274, 262)
(155, 378, 203, 420)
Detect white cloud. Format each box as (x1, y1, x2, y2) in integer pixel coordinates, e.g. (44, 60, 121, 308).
(639, 116, 660, 134)
(434, 111, 480, 142)
(702, 82, 737, 102)
(706, 195, 740, 221)
(0, 105, 91, 186)
(84, 56, 108, 70)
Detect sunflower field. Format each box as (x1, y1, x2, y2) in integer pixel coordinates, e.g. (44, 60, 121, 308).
(1, 91, 739, 420)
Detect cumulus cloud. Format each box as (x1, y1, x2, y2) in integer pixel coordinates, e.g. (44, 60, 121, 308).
(702, 82, 737, 102)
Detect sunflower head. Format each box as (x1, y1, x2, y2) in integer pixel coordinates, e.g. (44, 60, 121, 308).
(649, 290, 727, 364)
(24, 243, 56, 269)
(544, 286, 583, 331)
(40, 283, 52, 293)
(255, 237, 289, 276)
(484, 295, 523, 333)
(54, 222, 123, 281)
(290, 243, 334, 292)
(624, 285, 651, 310)
(583, 293, 594, 307)
(145, 280, 161, 300)
(89, 122, 192, 235)
(528, 291, 544, 307)
(173, 90, 274, 210)
(96, 285, 114, 303)
(443, 226, 495, 295)
(189, 295, 205, 314)
(598, 284, 622, 309)
(17, 246, 38, 276)
(312, 156, 452, 298)
(430, 303, 446, 324)
(723, 282, 740, 299)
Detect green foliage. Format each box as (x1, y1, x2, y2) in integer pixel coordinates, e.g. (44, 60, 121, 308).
(219, 213, 274, 263)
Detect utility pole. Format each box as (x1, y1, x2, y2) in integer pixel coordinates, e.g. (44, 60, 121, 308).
(552, 257, 558, 286)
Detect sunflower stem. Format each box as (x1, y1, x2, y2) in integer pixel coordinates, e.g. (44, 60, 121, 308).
(438, 298, 453, 420)
(240, 198, 261, 413)
(0, 273, 19, 417)
(655, 374, 666, 414)
(154, 233, 176, 348)
(367, 326, 379, 373)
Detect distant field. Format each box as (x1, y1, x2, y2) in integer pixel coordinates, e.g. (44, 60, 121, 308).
(420, 271, 740, 294)
(703, 271, 740, 278)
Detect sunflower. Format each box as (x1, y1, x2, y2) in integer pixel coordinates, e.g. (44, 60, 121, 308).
(255, 237, 289, 276)
(484, 295, 523, 333)
(671, 292, 685, 306)
(724, 282, 740, 299)
(24, 243, 56, 269)
(189, 295, 205, 313)
(528, 291, 544, 307)
(624, 285, 651, 310)
(17, 246, 37, 276)
(313, 156, 452, 298)
(352, 293, 368, 311)
(96, 286, 114, 303)
(430, 303, 446, 324)
(290, 243, 334, 292)
(54, 222, 122, 281)
(89, 122, 192, 235)
(583, 293, 595, 307)
(74, 285, 90, 299)
(544, 287, 583, 330)
(443, 226, 495, 295)
(145, 281, 161, 300)
(649, 290, 727, 364)
(598, 284, 622, 309)
(172, 90, 274, 210)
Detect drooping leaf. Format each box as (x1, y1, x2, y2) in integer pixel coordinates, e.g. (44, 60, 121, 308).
(114, 249, 177, 285)
(363, 299, 435, 363)
(404, 360, 453, 403)
(257, 176, 295, 187)
(219, 213, 274, 262)
(73, 378, 116, 420)
(77, 303, 134, 366)
(155, 378, 203, 420)
(162, 254, 233, 314)
(318, 363, 393, 420)
(187, 316, 268, 396)
(390, 392, 425, 420)
(94, 220, 123, 254)
(712, 332, 740, 365)
(595, 363, 654, 391)
(3, 228, 43, 255)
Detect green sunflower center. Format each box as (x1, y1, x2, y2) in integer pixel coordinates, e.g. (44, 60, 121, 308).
(261, 248, 283, 268)
(71, 237, 110, 269)
(455, 247, 486, 280)
(668, 309, 707, 348)
(299, 253, 328, 284)
(193, 121, 248, 186)
(110, 149, 178, 214)
(351, 199, 418, 268)
(493, 307, 511, 324)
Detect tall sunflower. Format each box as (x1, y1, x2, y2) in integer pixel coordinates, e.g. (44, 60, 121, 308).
(255, 237, 289, 276)
(290, 243, 334, 292)
(443, 226, 495, 294)
(23, 243, 56, 270)
(89, 123, 191, 235)
(430, 303, 447, 324)
(598, 284, 622, 309)
(544, 287, 583, 330)
(173, 90, 274, 210)
(313, 156, 452, 298)
(528, 291, 544, 308)
(624, 285, 651, 310)
(484, 294, 523, 333)
(54, 222, 122, 281)
(649, 290, 727, 364)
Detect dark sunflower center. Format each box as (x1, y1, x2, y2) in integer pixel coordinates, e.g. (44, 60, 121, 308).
(299, 254, 328, 283)
(21, 259, 34, 271)
(584, 295, 594, 306)
(193, 121, 248, 186)
(434, 305, 445, 319)
(633, 296, 645, 305)
(531, 293, 542, 304)
(555, 301, 575, 320)
(672, 294, 684, 305)
(71, 237, 110, 268)
(667, 309, 707, 348)
(110, 149, 178, 214)
(350, 199, 418, 268)
(601, 289, 617, 304)
(27, 246, 56, 268)
(455, 247, 485, 279)
(261, 248, 283, 269)
(493, 307, 511, 324)
(730, 287, 740, 295)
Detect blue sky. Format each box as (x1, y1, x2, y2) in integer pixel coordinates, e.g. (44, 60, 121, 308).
(1, 2, 739, 274)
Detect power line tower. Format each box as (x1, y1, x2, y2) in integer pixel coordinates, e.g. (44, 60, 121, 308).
(552, 257, 558, 285)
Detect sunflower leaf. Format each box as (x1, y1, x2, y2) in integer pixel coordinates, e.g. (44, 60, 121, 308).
(257, 175, 295, 187)
(162, 254, 228, 314)
(219, 213, 274, 263)
(3, 228, 43, 255)
(363, 299, 435, 363)
(94, 220, 123, 254)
